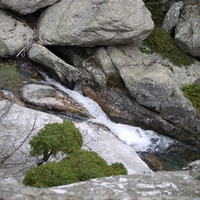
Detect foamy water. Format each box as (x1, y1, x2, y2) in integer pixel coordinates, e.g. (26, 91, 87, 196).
(42, 73, 175, 153)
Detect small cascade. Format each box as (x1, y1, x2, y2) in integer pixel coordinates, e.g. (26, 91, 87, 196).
(41, 72, 176, 153)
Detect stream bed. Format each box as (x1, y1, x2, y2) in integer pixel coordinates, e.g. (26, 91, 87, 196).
(18, 62, 200, 172)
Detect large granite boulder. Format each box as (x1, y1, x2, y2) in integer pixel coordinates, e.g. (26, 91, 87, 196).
(0, 0, 60, 14)
(87, 44, 200, 146)
(0, 9, 33, 58)
(38, 0, 154, 46)
(175, 3, 200, 57)
(28, 44, 79, 88)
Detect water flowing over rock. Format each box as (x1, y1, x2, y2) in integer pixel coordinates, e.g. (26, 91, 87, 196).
(20, 84, 91, 118)
(0, 9, 33, 58)
(175, 3, 200, 57)
(105, 44, 200, 146)
(28, 44, 79, 88)
(0, 0, 60, 14)
(0, 96, 152, 183)
(38, 0, 154, 46)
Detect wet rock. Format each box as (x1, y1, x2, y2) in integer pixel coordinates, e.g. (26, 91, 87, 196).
(20, 83, 91, 118)
(0, 9, 33, 58)
(28, 44, 79, 88)
(38, 0, 154, 46)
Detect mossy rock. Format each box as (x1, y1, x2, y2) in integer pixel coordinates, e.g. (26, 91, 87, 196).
(23, 161, 79, 188)
(64, 150, 127, 181)
(182, 84, 200, 113)
(29, 120, 83, 161)
(145, 0, 164, 27)
(0, 61, 22, 93)
(23, 150, 127, 187)
(145, 27, 194, 67)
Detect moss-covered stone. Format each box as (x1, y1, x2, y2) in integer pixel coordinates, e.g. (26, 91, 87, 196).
(0, 61, 22, 93)
(182, 84, 200, 113)
(23, 161, 79, 188)
(145, 0, 164, 27)
(144, 27, 194, 67)
(23, 150, 127, 187)
(24, 121, 127, 187)
(29, 120, 83, 162)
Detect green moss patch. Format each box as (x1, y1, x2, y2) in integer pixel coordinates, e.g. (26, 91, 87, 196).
(24, 120, 127, 187)
(182, 84, 200, 113)
(0, 61, 22, 93)
(145, 27, 194, 67)
(145, 0, 164, 27)
(30, 120, 83, 162)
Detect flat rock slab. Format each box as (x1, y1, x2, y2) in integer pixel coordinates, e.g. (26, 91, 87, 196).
(38, 0, 154, 46)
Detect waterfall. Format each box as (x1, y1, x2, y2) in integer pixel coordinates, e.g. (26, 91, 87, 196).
(41, 72, 175, 153)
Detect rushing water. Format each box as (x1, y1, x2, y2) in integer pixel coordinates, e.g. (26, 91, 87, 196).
(41, 72, 176, 154)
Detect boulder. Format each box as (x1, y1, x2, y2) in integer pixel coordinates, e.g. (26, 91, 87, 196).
(105, 44, 200, 146)
(1, 170, 200, 200)
(20, 84, 91, 119)
(28, 44, 79, 88)
(162, 1, 184, 34)
(0, 0, 60, 15)
(38, 0, 154, 46)
(0, 9, 33, 58)
(175, 3, 200, 57)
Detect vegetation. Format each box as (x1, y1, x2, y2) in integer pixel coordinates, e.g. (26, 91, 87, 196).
(144, 27, 194, 67)
(24, 120, 127, 187)
(144, 0, 194, 67)
(0, 61, 22, 93)
(145, 0, 164, 27)
(106, 73, 121, 88)
(182, 84, 200, 113)
(29, 120, 83, 162)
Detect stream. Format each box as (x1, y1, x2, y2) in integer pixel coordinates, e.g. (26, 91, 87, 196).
(39, 72, 200, 171)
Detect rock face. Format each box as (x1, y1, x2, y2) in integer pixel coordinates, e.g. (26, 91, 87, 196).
(38, 0, 154, 46)
(0, 9, 33, 58)
(28, 44, 79, 88)
(0, 0, 60, 14)
(1, 170, 200, 200)
(83, 44, 200, 146)
(20, 84, 91, 118)
(175, 3, 200, 57)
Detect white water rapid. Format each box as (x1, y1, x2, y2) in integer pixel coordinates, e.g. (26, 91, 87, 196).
(42, 73, 175, 153)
